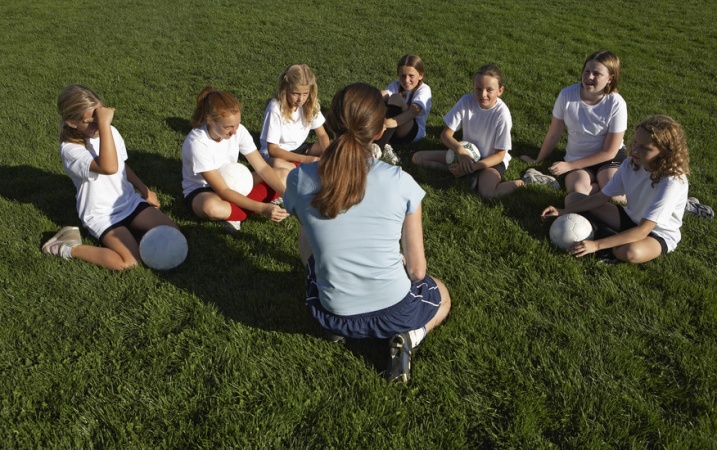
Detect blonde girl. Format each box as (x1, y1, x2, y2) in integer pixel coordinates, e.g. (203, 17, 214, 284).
(374, 54, 433, 164)
(259, 64, 330, 181)
(521, 51, 628, 197)
(541, 115, 690, 264)
(283, 83, 451, 383)
(182, 86, 289, 232)
(42, 85, 179, 270)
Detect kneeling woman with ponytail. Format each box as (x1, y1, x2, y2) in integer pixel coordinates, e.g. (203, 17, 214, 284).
(283, 83, 451, 383)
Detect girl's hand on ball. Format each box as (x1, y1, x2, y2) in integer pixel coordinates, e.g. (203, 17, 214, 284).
(568, 240, 598, 257)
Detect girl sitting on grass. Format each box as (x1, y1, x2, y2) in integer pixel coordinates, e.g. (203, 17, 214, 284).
(42, 85, 179, 270)
(259, 64, 330, 184)
(373, 54, 432, 165)
(541, 115, 690, 264)
(412, 64, 557, 197)
(284, 83, 451, 384)
(521, 50, 627, 198)
(182, 86, 289, 232)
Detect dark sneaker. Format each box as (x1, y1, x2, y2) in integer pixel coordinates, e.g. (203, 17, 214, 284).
(223, 220, 242, 233)
(324, 331, 345, 343)
(42, 226, 82, 259)
(385, 332, 413, 383)
(522, 168, 559, 190)
(685, 197, 714, 219)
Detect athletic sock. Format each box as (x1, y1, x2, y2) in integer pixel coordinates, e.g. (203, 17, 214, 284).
(407, 326, 426, 348)
(227, 203, 248, 222)
(61, 244, 74, 260)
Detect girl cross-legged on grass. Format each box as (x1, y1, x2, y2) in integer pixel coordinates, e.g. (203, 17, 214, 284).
(284, 83, 451, 384)
(373, 54, 433, 165)
(521, 51, 628, 199)
(541, 115, 689, 264)
(412, 64, 556, 197)
(259, 64, 330, 185)
(42, 85, 179, 271)
(182, 87, 290, 233)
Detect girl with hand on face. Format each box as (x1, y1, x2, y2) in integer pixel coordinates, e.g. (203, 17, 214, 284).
(43, 85, 179, 270)
(182, 86, 289, 232)
(521, 51, 627, 197)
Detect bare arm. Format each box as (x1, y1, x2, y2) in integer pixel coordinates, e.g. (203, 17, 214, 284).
(267, 143, 317, 164)
(550, 131, 624, 176)
(569, 218, 657, 257)
(125, 165, 160, 207)
(541, 191, 611, 220)
(385, 103, 422, 129)
(401, 204, 427, 282)
(314, 125, 331, 151)
(88, 106, 119, 175)
(521, 116, 565, 164)
(246, 150, 287, 196)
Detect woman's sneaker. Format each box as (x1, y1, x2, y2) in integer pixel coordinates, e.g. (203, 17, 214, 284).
(521, 168, 559, 189)
(42, 226, 82, 259)
(685, 197, 714, 219)
(382, 144, 400, 165)
(385, 332, 413, 383)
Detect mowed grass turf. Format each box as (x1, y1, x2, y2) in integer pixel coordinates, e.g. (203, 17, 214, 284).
(1, 0, 715, 448)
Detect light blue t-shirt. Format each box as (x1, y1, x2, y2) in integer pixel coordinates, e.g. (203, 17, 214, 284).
(284, 160, 425, 316)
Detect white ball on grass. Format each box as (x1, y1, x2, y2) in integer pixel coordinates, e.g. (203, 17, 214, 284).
(446, 141, 481, 164)
(549, 213, 595, 251)
(218, 162, 253, 196)
(140, 225, 188, 270)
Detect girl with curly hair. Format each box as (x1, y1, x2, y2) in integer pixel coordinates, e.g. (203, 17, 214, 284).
(541, 115, 690, 264)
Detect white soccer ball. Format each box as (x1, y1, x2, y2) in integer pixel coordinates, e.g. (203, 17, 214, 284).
(549, 213, 595, 251)
(218, 162, 253, 196)
(446, 141, 481, 164)
(140, 225, 188, 270)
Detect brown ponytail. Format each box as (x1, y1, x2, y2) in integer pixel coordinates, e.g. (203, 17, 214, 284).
(311, 83, 386, 218)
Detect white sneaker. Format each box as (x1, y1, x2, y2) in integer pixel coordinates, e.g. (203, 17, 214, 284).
(42, 226, 82, 259)
(223, 220, 242, 233)
(370, 143, 382, 159)
(521, 168, 559, 189)
(382, 144, 400, 164)
(270, 196, 283, 205)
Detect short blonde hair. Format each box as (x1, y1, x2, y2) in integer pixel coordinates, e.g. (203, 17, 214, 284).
(57, 85, 102, 146)
(628, 115, 690, 185)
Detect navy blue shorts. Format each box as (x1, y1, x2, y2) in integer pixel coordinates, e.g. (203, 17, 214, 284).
(98, 201, 152, 241)
(305, 256, 442, 339)
(565, 146, 627, 178)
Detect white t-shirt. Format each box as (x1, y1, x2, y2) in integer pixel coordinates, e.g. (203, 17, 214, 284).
(60, 126, 144, 239)
(383, 81, 432, 142)
(443, 95, 512, 167)
(182, 124, 258, 197)
(601, 159, 688, 252)
(259, 99, 325, 160)
(552, 83, 627, 161)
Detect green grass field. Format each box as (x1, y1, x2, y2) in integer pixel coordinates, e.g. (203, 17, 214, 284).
(1, 0, 716, 448)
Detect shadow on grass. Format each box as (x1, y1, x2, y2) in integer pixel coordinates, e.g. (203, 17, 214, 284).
(0, 162, 414, 376)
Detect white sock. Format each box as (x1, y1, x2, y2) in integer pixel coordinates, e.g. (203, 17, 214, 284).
(407, 326, 426, 348)
(61, 244, 74, 260)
